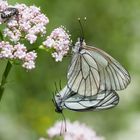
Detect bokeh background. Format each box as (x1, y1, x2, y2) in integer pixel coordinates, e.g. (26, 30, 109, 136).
(0, 0, 139, 140)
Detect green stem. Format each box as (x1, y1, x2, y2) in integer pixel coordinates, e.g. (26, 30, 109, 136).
(0, 61, 12, 101)
(0, 29, 12, 101)
(27, 46, 39, 52)
(0, 30, 4, 41)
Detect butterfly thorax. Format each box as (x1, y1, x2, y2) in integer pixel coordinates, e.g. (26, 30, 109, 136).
(54, 94, 63, 113)
(73, 38, 86, 53)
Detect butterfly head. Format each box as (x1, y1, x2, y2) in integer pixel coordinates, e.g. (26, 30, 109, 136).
(52, 94, 63, 113)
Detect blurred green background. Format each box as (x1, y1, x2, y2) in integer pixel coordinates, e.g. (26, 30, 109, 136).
(0, 0, 139, 140)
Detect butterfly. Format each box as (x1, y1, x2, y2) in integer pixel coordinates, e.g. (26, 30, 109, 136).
(53, 85, 119, 112)
(53, 38, 131, 113)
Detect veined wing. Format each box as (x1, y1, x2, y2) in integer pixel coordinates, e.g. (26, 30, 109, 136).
(67, 45, 130, 96)
(85, 45, 130, 91)
(63, 90, 119, 111)
(67, 52, 100, 96)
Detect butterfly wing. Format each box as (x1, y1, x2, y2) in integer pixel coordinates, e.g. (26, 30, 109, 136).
(87, 46, 130, 91)
(67, 44, 130, 96)
(67, 52, 100, 96)
(63, 90, 119, 111)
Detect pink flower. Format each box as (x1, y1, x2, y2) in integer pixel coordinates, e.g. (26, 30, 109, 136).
(0, 41, 14, 59)
(22, 51, 37, 70)
(47, 120, 105, 140)
(22, 60, 36, 70)
(24, 51, 37, 62)
(4, 28, 21, 42)
(0, 46, 13, 59)
(3, 3, 49, 44)
(13, 43, 27, 59)
(25, 34, 37, 44)
(7, 20, 19, 28)
(0, 1, 9, 23)
(43, 26, 71, 61)
(52, 52, 63, 62)
(43, 37, 55, 48)
(0, 41, 37, 70)
(0, 1, 8, 12)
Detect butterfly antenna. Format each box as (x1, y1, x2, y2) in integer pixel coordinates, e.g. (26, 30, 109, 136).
(54, 81, 58, 93)
(78, 17, 86, 41)
(52, 91, 56, 105)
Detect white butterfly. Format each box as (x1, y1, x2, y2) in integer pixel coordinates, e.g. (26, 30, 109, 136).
(54, 85, 119, 112)
(53, 38, 130, 113)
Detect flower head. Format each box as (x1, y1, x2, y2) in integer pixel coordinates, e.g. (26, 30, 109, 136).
(0, 41, 14, 59)
(0, 1, 8, 23)
(47, 120, 105, 140)
(0, 1, 71, 71)
(0, 41, 37, 70)
(43, 26, 71, 61)
(0, 1, 8, 12)
(22, 51, 37, 70)
(13, 43, 27, 59)
(3, 3, 49, 44)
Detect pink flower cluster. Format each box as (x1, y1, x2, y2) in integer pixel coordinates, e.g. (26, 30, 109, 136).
(0, 41, 37, 70)
(43, 27, 71, 61)
(0, 1, 71, 70)
(40, 120, 105, 140)
(2, 3, 49, 44)
(0, 1, 8, 13)
(0, 1, 51, 70)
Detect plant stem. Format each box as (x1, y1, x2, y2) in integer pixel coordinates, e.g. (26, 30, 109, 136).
(0, 61, 12, 101)
(0, 31, 4, 41)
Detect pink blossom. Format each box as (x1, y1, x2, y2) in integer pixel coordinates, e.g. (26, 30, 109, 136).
(0, 41, 37, 70)
(0, 1, 8, 24)
(47, 120, 105, 140)
(7, 20, 19, 28)
(24, 51, 37, 62)
(52, 52, 63, 62)
(25, 34, 37, 44)
(43, 37, 55, 48)
(22, 51, 37, 70)
(19, 21, 31, 32)
(0, 1, 8, 12)
(3, 3, 49, 44)
(22, 60, 36, 70)
(13, 43, 27, 59)
(0, 41, 14, 58)
(0, 41, 14, 59)
(43, 26, 71, 61)
(4, 28, 21, 42)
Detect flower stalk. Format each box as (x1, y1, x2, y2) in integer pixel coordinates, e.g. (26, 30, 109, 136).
(0, 1, 71, 102)
(0, 29, 12, 102)
(0, 60, 12, 101)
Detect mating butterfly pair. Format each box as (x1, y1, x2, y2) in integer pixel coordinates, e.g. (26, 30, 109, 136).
(53, 38, 131, 113)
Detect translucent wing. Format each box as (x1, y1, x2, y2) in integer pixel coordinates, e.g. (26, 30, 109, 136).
(67, 44, 130, 96)
(56, 87, 119, 111)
